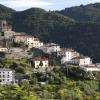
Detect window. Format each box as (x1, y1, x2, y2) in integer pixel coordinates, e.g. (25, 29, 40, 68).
(7, 75, 9, 78)
(45, 65, 48, 67)
(37, 65, 38, 67)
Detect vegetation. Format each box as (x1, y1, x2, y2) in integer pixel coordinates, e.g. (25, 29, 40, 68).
(0, 32, 4, 36)
(58, 3, 100, 22)
(31, 48, 61, 66)
(0, 4, 14, 20)
(0, 84, 38, 100)
(1, 3, 100, 62)
(11, 4, 100, 62)
(12, 41, 28, 48)
(0, 57, 99, 99)
(12, 8, 74, 35)
(0, 3, 100, 100)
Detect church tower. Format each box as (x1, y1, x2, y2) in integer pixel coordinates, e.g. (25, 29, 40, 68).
(0, 20, 12, 32)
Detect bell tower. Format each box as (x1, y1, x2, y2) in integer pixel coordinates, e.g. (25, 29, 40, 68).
(0, 20, 12, 32)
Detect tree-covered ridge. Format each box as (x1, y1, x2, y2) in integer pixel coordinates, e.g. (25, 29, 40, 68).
(0, 4, 14, 20)
(58, 3, 100, 22)
(1, 4, 100, 62)
(12, 7, 74, 33)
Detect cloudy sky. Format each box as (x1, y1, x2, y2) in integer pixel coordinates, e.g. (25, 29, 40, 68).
(0, 0, 100, 11)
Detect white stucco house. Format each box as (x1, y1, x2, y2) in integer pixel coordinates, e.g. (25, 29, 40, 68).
(69, 56, 92, 66)
(0, 47, 8, 52)
(39, 43, 60, 54)
(32, 58, 49, 68)
(0, 68, 15, 84)
(14, 34, 27, 43)
(4, 31, 24, 39)
(14, 34, 43, 49)
(82, 67, 100, 72)
(80, 64, 100, 72)
(60, 49, 80, 64)
(4, 31, 15, 39)
(27, 37, 43, 48)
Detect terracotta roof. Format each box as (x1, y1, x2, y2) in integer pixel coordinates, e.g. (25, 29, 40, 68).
(71, 56, 84, 60)
(33, 57, 48, 61)
(87, 64, 96, 67)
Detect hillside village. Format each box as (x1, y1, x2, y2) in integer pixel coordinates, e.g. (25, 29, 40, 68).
(0, 20, 99, 84)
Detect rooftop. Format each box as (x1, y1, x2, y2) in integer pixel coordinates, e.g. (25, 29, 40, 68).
(82, 65, 100, 68)
(45, 43, 59, 47)
(33, 57, 48, 61)
(14, 34, 33, 37)
(72, 55, 90, 60)
(0, 68, 13, 71)
(60, 48, 75, 52)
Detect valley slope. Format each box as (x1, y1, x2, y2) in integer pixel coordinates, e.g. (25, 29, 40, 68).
(1, 4, 100, 62)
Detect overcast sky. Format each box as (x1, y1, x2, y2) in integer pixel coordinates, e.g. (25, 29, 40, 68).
(0, 0, 100, 11)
